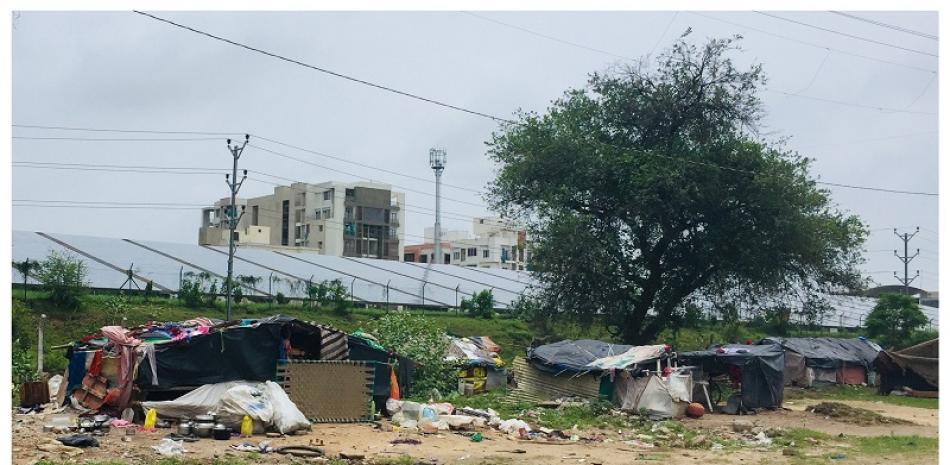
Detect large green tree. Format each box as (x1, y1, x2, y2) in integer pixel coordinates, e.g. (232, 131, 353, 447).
(487, 37, 867, 344)
(865, 293, 928, 349)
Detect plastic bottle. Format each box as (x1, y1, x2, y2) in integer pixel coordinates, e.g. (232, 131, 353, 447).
(143, 408, 157, 429)
(240, 415, 253, 437)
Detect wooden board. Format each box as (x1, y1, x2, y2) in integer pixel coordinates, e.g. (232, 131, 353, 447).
(509, 357, 600, 402)
(277, 360, 375, 423)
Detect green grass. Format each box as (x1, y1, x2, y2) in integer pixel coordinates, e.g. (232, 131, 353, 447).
(785, 384, 938, 409)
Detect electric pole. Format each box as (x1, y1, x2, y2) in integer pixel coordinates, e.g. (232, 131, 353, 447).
(893, 227, 920, 296)
(225, 135, 250, 321)
(429, 148, 446, 265)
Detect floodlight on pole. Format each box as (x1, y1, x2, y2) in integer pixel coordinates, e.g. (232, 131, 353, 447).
(429, 148, 447, 265)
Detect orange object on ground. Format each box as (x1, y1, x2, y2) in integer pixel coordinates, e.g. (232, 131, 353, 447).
(686, 402, 706, 418)
(389, 366, 400, 400)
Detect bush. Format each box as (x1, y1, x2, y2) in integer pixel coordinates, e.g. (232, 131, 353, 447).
(233, 286, 244, 304)
(178, 279, 204, 308)
(368, 312, 456, 396)
(33, 251, 88, 309)
(461, 290, 494, 319)
(866, 293, 928, 349)
(275, 292, 289, 305)
(144, 280, 154, 302)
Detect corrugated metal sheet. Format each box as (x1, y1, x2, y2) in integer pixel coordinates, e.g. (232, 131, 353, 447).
(509, 357, 600, 402)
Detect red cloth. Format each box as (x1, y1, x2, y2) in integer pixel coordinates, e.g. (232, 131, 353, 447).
(87, 350, 104, 376)
(389, 366, 400, 400)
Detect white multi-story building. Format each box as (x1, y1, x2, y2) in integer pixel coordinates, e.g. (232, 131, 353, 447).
(199, 181, 406, 260)
(403, 217, 528, 270)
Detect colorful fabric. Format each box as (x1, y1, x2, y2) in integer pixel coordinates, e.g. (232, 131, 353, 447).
(101, 326, 143, 409)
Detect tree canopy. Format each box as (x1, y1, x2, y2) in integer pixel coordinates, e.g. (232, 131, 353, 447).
(487, 37, 867, 344)
(866, 293, 928, 349)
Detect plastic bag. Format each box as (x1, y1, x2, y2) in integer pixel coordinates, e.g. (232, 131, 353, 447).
(143, 409, 157, 429)
(421, 407, 438, 422)
(47, 375, 64, 403)
(219, 385, 274, 427)
(152, 438, 186, 456)
(427, 402, 454, 415)
(263, 381, 310, 434)
(56, 434, 100, 448)
(498, 419, 531, 434)
(386, 398, 403, 415)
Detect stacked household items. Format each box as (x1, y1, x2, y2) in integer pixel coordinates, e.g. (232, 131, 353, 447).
(759, 337, 882, 387)
(679, 343, 785, 414)
(444, 336, 506, 394)
(874, 338, 938, 397)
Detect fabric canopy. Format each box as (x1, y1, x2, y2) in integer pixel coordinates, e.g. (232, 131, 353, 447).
(527, 339, 633, 373)
(679, 343, 785, 411)
(761, 337, 881, 369)
(874, 338, 938, 392)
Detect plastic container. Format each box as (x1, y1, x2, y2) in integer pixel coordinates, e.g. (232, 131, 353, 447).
(143, 409, 158, 429)
(421, 407, 438, 422)
(240, 415, 253, 437)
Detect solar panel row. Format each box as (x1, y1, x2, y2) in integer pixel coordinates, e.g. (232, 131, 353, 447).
(10, 231, 938, 328)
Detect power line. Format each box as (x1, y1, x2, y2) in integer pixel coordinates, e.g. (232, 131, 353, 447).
(133, 10, 515, 124)
(15, 124, 487, 195)
(15, 124, 939, 197)
(827, 11, 938, 40)
(12, 136, 222, 141)
(687, 12, 936, 74)
(754, 11, 938, 58)
(459, 11, 636, 61)
(767, 88, 936, 115)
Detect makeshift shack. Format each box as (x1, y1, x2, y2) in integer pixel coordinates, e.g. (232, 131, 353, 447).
(516, 339, 682, 417)
(445, 336, 506, 394)
(679, 343, 785, 413)
(61, 315, 414, 416)
(874, 338, 938, 395)
(759, 337, 881, 387)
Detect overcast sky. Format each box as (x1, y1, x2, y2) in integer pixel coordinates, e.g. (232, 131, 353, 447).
(11, 10, 939, 290)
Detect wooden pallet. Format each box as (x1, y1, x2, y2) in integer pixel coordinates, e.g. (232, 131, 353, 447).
(277, 360, 375, 423)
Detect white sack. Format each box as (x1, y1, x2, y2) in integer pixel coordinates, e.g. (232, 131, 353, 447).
(263, 381, 310, 434)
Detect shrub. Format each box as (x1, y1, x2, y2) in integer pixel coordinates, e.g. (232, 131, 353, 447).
(866, 293, 928, 349)
(233, 286, 244, 304)
(461, 290, 494, 319)
(275, 292, 289, 305)
(33, 251, 88, 309)
(367, 312, 455, 396)
(178, 279, 204, 308)
(144, 280, 154, 302)
(205, 281, 219, 308)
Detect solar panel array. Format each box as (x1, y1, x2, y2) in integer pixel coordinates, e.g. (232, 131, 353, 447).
(11, 230, 939, 328)
(11, 230, 533, 309)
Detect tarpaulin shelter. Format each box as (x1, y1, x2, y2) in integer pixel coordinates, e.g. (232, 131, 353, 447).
(62, 315, 413, 412)
(874, 338, 938, 395)
(679, 343, 785, 412)
(760, 337, 881, 387)
(517, 340, 673, 406)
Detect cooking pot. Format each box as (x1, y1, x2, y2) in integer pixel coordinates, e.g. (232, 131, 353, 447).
(177, 421, 193, 436)
(194, 414, 215, 423)
(194, 422, 214, 438)
(212, 423, 231, 440)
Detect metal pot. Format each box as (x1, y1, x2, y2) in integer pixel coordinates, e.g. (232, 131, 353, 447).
(212, 423, 231, 440)
(194, 422, 214, 438)
(194, 414, 215, 423)
(177, 421, 193, 436)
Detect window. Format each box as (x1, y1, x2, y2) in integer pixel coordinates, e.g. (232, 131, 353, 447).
(420, 254, 428, 263)
(323, 189, 333, 201)
(281, 200, 290, 246)
(362, 207, 385, 222)
(345, 188, 355, 197)
(233, 231, 240, 241)
(483, 249, 490, 258)
(318, 225, 324, 232)
(318, 241, 323, 248)
(314, 209, 321, 220)
(251, 205, 259, 225)
(467, 247, 477, 257)
(323, 207, 332, 219)
(453, 251, 460, 260)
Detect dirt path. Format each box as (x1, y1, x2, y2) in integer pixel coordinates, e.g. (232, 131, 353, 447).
(784, 399, 939, 428)
(691, 405, 936, 438)
(12, 405, 939, 465)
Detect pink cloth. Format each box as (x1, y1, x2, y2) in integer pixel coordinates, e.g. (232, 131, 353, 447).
(101, 326, 142, 410)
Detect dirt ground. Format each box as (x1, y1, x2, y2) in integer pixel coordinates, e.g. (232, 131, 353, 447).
(11, 400, 938, 465)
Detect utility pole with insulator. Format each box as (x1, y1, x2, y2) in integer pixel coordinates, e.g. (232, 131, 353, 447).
(893, 227, 921, 295)
(225, 135, 250, 321)
(429, 148, 447, 265)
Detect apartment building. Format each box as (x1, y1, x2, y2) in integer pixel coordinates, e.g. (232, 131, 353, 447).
(199, 181, 405, 260)
(403, 217, 529, 270)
